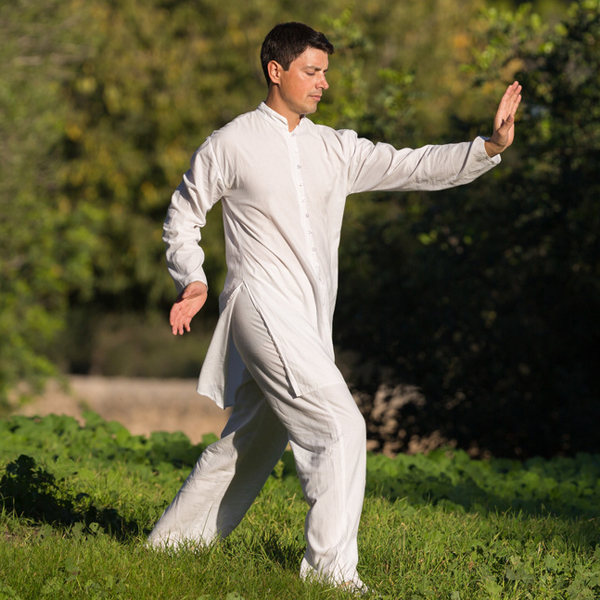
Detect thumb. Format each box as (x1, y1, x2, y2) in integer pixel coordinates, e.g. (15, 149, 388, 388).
(500, 113, 515, 130)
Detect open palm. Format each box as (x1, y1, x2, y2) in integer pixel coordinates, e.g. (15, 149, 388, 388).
(485, 81, 522, 157)
(169, 281, 208, 335)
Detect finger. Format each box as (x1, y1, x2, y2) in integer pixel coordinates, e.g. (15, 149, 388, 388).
(496, 90, 521, 131)
(502, 96, 521, 127)
(170, 308, 184, 335)
(499, 82, 516, 105)
(499, 82, 521, 112)
(171, 308, 195, 335)
(510, 92, 522, 115)
(504, 84, 521, 106)
(506, 81, 521, 97)
(507, 85, 522, 113)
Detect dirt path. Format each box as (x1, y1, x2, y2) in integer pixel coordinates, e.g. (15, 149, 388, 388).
(12, 375, 231, 444)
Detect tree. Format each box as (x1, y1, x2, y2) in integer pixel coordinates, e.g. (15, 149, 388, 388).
(335, 0, 600, 458)
(0, 0, 98, 407)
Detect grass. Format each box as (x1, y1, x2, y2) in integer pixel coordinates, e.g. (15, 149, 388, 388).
(1, 413, 600, 599)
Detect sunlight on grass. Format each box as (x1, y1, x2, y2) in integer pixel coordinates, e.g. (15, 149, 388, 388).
(1, 414, 600, 599)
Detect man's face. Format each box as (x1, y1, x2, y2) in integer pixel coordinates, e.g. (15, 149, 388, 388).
(275, 47, 329, 118)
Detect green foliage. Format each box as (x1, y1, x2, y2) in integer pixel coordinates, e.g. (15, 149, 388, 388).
(0, 0, 100, 407)
(335, 0, 599, 458)
(1, 414, 600, 598)
(1, 0, 496, 395)
(0, 412, 220, 538)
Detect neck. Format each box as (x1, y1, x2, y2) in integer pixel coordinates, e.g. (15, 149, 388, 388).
(265, 89, 301, 132)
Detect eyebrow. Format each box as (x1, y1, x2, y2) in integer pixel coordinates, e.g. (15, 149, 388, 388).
(304, 65, 328, 72)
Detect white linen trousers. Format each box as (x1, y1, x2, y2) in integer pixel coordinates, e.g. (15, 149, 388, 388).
(148, 284, 367, 585)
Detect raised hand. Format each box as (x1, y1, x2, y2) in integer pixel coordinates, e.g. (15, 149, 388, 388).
(169, 281, 208, 335)
(485, 81, 522, 157)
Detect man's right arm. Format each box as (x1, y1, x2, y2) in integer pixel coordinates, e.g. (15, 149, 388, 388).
(163, 138, 224, 333)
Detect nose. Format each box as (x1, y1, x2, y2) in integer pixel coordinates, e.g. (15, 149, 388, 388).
(318, 73, 329, 90)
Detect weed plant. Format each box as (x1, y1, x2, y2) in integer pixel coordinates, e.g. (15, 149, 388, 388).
(1, 413, 599, 599)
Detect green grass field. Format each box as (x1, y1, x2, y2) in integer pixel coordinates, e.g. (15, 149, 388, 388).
(1, 413, 599, 599)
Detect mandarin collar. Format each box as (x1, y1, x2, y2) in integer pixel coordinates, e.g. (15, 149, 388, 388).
(257, 102, 307, 133)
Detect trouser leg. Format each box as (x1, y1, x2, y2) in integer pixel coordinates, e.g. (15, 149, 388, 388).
(147, 374, 289, 547)
(292, 384, 367, 585)
(231, 288, 367, 584)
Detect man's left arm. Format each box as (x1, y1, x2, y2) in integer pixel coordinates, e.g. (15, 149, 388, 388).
(346, 81, 522, 195)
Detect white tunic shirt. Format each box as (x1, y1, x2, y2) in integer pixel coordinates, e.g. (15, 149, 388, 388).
(163, 102, 500, 408)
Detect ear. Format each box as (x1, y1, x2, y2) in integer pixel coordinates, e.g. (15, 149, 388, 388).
(267, 60, 283, 86)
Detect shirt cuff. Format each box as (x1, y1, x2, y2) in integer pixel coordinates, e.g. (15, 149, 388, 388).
(477, 136, 501, 165)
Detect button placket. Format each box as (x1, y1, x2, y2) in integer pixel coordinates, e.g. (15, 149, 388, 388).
(288, 133, 321, 277)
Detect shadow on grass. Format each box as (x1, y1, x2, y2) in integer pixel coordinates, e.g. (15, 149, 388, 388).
(257, 531, 304, 570)
(365, 450, 600, 522)
(0, 454, 140, 540)
(222, 529, 304, 572)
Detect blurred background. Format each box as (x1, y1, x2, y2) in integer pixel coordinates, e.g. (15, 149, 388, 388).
(1, 0, 598, 459)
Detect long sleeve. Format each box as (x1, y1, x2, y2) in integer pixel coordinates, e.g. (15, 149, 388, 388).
(163, 138, 225, 294)
(346, 134, 500, 195)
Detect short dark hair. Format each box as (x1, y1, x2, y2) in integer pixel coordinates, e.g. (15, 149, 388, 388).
(260, 22, 334, 87)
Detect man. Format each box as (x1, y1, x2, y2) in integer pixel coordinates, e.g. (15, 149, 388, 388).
(148, 21, 521, 593)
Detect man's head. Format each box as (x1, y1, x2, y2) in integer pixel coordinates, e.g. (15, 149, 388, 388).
(260, 22, 334, 88)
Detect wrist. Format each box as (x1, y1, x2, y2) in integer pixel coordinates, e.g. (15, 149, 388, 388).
(484, 139, 499, 158)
